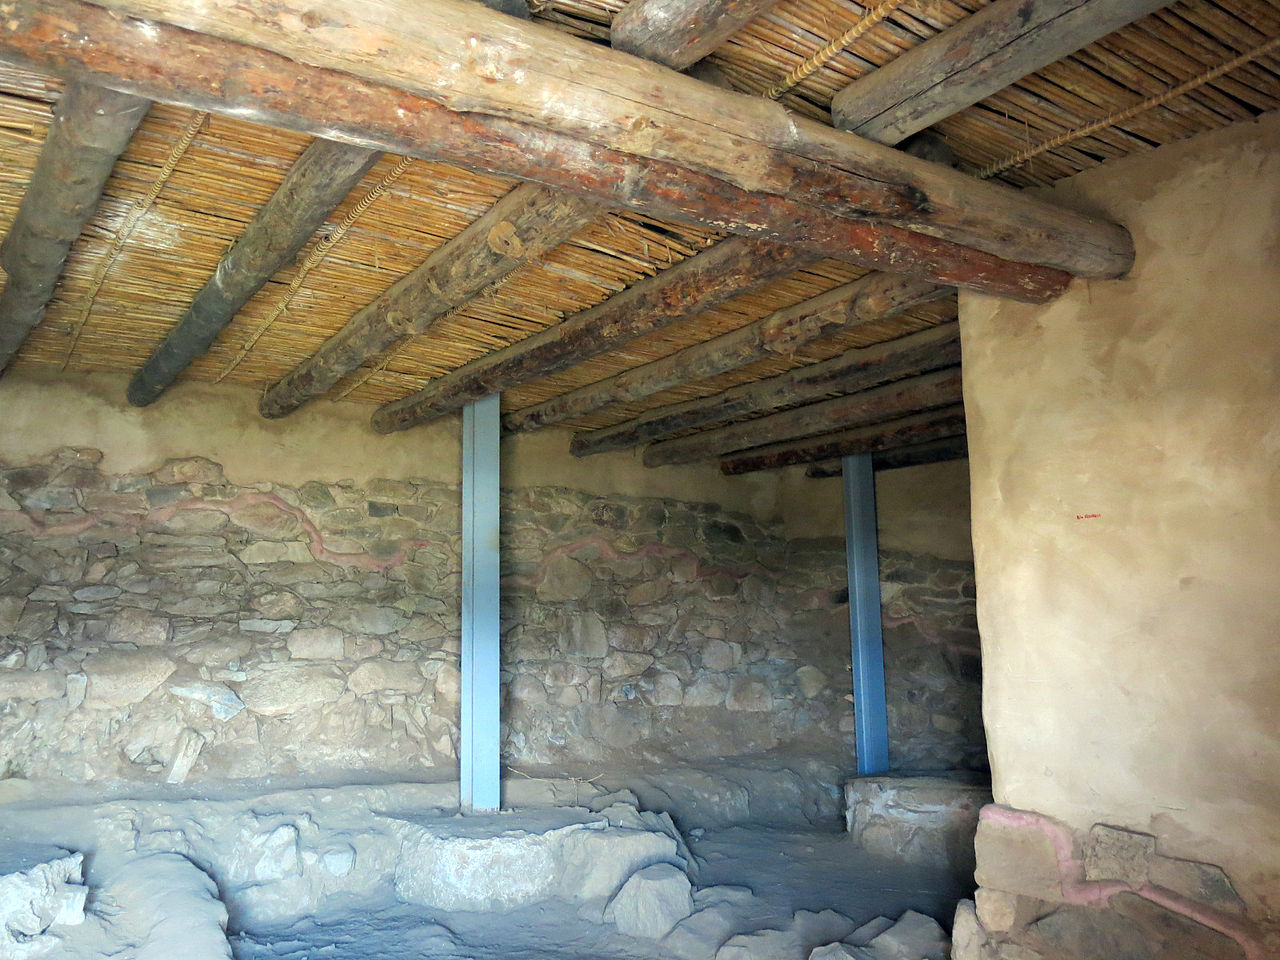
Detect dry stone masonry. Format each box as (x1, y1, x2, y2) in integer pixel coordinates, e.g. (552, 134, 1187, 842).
(879, 549, 984, 773)
(0, 447, 861, 786)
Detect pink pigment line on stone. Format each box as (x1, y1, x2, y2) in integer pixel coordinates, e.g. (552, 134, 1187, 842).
(5, 488, 429, 573)
(0, 509, 100, 538)
(159, 491, 428, 572)
(980, 805, 1265, 960)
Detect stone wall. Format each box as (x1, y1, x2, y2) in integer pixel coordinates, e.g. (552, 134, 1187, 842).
(960, 111, 1280, 957)
(0, 446, 852, 786)
(880, 546, 983, 773)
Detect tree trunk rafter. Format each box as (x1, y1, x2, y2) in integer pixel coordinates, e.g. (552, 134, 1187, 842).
(127, 138, 381, 405)
(569, 320, 962, 458)
(0, 81, 149, 372)
(0, 0, 1132, 284)
(644, 367, 965, 467)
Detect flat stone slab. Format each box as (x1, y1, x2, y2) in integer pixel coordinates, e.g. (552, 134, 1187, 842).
(845, 775, 992, 878)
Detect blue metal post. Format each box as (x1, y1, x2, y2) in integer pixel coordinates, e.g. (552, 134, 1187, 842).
(461, 393, 502, 812)
(843, 453, 890, 775)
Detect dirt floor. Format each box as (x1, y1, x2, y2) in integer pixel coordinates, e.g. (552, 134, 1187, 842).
(0, 772, 970, 959)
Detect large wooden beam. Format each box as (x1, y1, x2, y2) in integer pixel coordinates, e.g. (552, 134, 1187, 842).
(16, 0, 1133, 283)
(720, 406, 968, 475)
(611, 0, 784, 70)
(0, 81, 149, 371)
(0, 0, 1080, 302)
(258, 183, 598, 418)
(371, 238, 819, 433)
(831, 0, 1172, 143)
(805, 435, 970, 478)
(126, 139, 381, 405)
(506, 273, 950, 434)
(258, 0, 741, 419)
(571, 319, 961, 457)
(643, 367, 963, 467)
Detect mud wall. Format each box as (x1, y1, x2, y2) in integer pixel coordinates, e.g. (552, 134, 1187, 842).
(960, 112, 1280, 957)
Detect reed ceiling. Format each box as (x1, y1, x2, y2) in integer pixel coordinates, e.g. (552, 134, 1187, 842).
(0, 0, 1276, 437)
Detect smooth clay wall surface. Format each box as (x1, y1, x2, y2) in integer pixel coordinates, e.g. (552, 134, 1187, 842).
(960, 111, 1280, 955)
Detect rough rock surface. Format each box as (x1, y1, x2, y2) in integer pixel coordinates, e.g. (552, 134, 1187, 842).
(845, 775, 991, 883)
(968, 808, 1262, 960)
(0, 449, 877, 785)
(0, 844, 85, 959)
(605, 862, 694, 939)
(717, 909, 857, 960)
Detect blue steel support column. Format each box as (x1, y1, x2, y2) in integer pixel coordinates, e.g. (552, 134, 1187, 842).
(843, 453, 890, 775)
(461, 393, 502, 812)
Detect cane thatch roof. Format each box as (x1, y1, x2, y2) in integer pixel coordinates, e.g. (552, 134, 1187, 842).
(1, 0, 1276, 434)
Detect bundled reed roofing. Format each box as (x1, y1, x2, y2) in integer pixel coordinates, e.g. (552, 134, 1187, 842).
(0, 0, 1276, 438)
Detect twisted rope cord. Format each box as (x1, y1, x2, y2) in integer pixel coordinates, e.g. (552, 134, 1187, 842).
(216, 154, 416, 381)
(61, 109, 207, 369)
(978, 33, 1280, 179)
(765, 0, 907, 100)
(333, 268, 524, 400)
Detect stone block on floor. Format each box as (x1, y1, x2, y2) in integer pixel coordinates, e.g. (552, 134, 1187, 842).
(845, 775, 991, 881)
(0, 843, 86, 959)
(973, 812, 1064, 902)
(604, 862, 693, 939)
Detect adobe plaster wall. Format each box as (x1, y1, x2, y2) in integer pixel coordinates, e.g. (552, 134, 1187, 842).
(0, 369, 971, 554)
(960, 111, 1280, 956)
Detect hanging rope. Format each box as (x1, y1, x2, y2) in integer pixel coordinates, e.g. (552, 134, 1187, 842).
(61, 109, 207, 368)
(216, 154, 416, 381)
(765, 0, 907, 101)
(978, 33, 1280, 179)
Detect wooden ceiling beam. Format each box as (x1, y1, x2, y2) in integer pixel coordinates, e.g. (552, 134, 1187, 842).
(128, 0, 529, 407)
(0, 81, 149, 372)
(804, 435, 970, 478)
(506, 273, 951, 434)
(720, 406, 968, 475)
(4, 0, 1132, 284)
(570, 319, 961, 457)
(125, 139, 381, 405)
(257, 0, 751, 419)
(832, 0, 1172, 142)
(644, 367, 963, 467)
(371, 238, 819, 433)
(257, 183, 599, 419)
(611, 0, 785, 70)
(560, 0, 1170, 461)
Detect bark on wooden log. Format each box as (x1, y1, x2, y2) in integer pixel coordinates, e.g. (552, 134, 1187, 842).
(643, 366, 963, 467)
(371, 238, 819, 433)
(570, 318, 961, 457)
(258, 183, 598, 418)
(126, 139, 380, 406)
(258, 0, 766, 418)
(804, 435, 970, 477)
(611, 0, 784, 70)
(0, 0, 1078, 302)
(831, 0, 1172, 143)
(35, 0, 1132, 281)
(0, 81, 148, 371)
(720, 406, 968, 474)
(507, 273, 950, 434)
